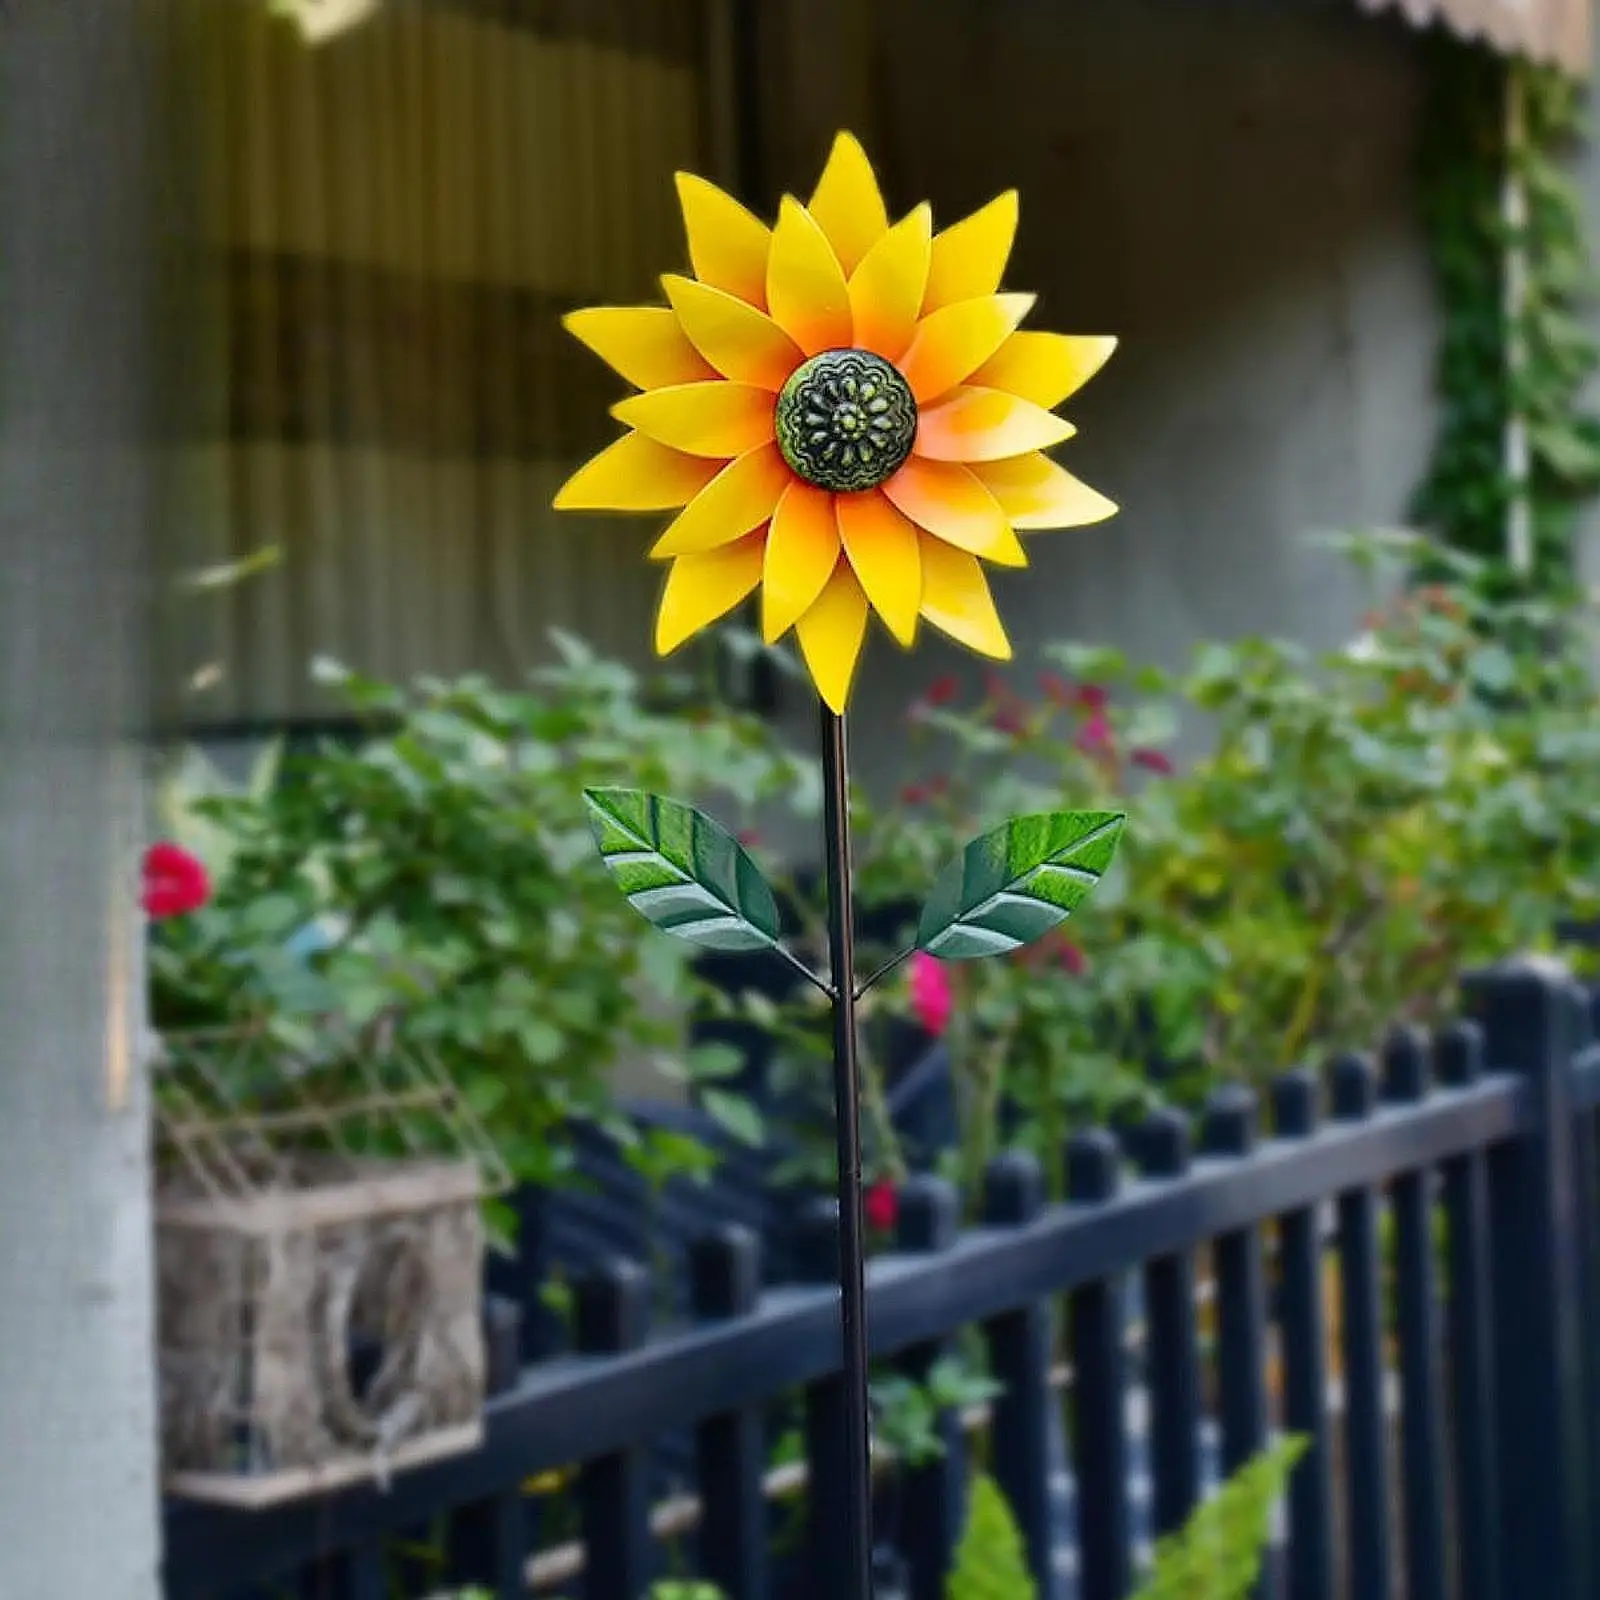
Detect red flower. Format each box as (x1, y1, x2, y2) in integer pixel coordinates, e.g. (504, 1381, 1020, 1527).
(1075, 712, 1114, 756)
(1056, 939, 1088, 976)
(1076, 684, 1109, 713)
(924, 674, 959, 707)
(909, 951, 953, 1037)
(737, 829, 763, 848)
(1132, 747, 1174, 776)
(141, 842, 211, 919)
(993, 705, 1025, 736)
(864, 1181, 899, 1233)
(900, 783, 929, 805)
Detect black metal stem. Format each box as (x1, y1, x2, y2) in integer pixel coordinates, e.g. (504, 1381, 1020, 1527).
(819, 704, 876, 1600)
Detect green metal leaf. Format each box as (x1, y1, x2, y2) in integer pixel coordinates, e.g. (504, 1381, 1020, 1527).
(583, 787, 781, 953)
(915, 810, 1126, 961)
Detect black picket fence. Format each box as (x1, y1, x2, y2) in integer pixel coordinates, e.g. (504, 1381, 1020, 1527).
(164, 959, 1600, 1600)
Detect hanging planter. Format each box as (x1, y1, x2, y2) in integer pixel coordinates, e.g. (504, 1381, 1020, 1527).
(153, 1019, 509, 1507)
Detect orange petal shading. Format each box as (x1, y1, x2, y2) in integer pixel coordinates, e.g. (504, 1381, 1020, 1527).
(923, 191, 1019, 314)
(767, 198, 853, 357)
(763, 481, 841, 642)
(918, 535, 1013, 659)
(795, 560, 870, 714)
(809, 132, 890, 276)
(613, 382, 776, 458)
(655, 532, 767, 654)
(849, 205, 932, 362)
(970, 332, 1118, 411)
(973, 454, 1118, 529)
(899, 292, 1035, 404)
(650, 444, 791, 557)
(881, 457, 1025, 566)
(563, 307, 718, 392)
(663, 275, 802, 391)
(836, 490, 921, 645)
(554, 432, 721, 512)
(676, 173, 771, 308)
(914, 387, 1076, 463)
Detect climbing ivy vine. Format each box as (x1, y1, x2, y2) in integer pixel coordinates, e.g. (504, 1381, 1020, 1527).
(1413, 40, 1600, 596)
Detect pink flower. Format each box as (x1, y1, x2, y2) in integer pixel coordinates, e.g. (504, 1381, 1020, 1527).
(865, 1182, 899, 1233)
(1132, 747, 1174, 776)
(993, 705, 1025, 736)
(142, 842, 211, 919)
(1056, 940, 1088, 976)
(909, 952, 953, 1037)
(1075, 712, 1114, 756)
(1076, 684, 1109, 713)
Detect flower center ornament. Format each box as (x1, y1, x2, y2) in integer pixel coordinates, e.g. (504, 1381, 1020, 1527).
(775, 349, 918, 493)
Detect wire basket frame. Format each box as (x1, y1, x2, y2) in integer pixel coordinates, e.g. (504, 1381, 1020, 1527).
(152, 1015, 510, 1506)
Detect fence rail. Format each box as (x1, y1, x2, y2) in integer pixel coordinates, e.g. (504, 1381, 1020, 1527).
(164, 959, 1600, 1600)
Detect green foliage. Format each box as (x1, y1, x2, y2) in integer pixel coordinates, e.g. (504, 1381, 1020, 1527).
(1414, 40, 1600, 592)
(744, 533, 1600, 1205)
(149, 638, 814, 1192)
(1132, 1436, 1306, 1600)
(914, 812, 1125, 961)
(949, 1439, 1304, 1600)
(649, 1584, 726, 1600)
(946, 1474, 1036, 1600)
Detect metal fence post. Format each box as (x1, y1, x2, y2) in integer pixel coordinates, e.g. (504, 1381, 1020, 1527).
(1467, 957, 1593, 1600)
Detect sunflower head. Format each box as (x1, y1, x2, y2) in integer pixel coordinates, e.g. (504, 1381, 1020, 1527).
(554, 132, 1118, 713)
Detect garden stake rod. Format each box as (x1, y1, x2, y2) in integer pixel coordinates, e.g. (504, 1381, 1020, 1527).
(560, 130, 1129, 1600)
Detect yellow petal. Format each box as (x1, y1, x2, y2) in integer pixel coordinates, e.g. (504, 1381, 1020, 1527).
(973, 454, 1118, 530)
(650, 443, 790, 557)
(914, 387, 1076, 463)
(923, 191, 1019, 314)
(808, 131, 890, 276)
(676, 173, 772, 308)
(655, 533, 766, 655)
(899, 292, 1035, 404)
(880, 457, 1025, 566)
(767, 198, 853, 357)
(918, 535, 1013, 660)
(795, 561, 869, 714)
(613, 382, 776, 458)
(970, 333, 1118, 410)
(554, 432, 721, 512)
(563, 307, 718, 392)
(763, 481, 840, 642)
(663, 275, 802, 391)
(836, 490, 921, 646)
(849, 205, 932, 363)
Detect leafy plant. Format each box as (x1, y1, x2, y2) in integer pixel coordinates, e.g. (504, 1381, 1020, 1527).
(948, 1436, 1305, 1600)
(751, 532, 1600, 1208)
(1132, 1435, 1306, 1600)
(148, 637, 815, 1195)
(946, 1474, 1035, 1600)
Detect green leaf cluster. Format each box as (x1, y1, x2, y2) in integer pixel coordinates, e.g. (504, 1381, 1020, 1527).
(148, 638, 813, 1193)
(1413, 41, 1600, 594)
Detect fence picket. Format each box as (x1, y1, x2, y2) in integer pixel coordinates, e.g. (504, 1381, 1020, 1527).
(1271, 1070, 1335, 1600)
(1435, 1020, 1501, 1600)
(1331, 1052, 1393, 1600)
(895, 1176, 966, 1600)
(1473, 961, 1594, 1600)
(575, 1258, 654, 1600)
(691, 1223, 769, 1600)
(1067, 1130, 1131, 1600)
(1139, 1108, 1203, 1546)
(979, 1151, 1056, 1594)
(1204, 1086, 1275, 1599)
(1383, 1027, 1447, 1600)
